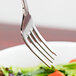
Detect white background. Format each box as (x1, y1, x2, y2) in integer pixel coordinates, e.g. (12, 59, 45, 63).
(0, 0, 76, 30)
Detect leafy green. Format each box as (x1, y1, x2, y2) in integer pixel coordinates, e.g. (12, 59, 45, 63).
(16, 65, 56, 76)
(0, 67, 9, 76)
(1, 62, 76, 76)
(55, 62, 76, 76)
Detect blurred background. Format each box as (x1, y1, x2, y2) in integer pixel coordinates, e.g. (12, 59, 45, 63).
(0, 0, 76, 29)
(0, 0, 76, 50)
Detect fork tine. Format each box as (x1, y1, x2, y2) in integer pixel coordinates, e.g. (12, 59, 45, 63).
(33, 26, 57, 56)
(31, 31, 55, 60)
(28, 34, 53, 63)
(23, 37, 51, 67)
(21, 0, 56, 67)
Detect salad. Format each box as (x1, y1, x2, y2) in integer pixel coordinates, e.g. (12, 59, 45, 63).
(0, 59, 76, 76)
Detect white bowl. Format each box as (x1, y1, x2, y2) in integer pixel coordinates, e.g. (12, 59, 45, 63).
(0, 41, 76, 67)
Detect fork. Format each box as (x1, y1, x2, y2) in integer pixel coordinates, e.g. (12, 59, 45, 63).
(21, 0, 57, 67)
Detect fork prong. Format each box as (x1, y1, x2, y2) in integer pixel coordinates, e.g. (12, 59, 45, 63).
(33, 26, 57, 56)
(23, 37, 51, 67)
(31, 31, 55, 60)
(28, 34, 53, 63)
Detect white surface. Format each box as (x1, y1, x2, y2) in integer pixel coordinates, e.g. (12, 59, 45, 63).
(0, 41, 76, 67)
(0, 0, 76, 29)
(0, 0, 22, 25)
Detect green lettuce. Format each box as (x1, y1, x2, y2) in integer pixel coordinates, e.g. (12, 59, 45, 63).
(1, 62, 76, 76)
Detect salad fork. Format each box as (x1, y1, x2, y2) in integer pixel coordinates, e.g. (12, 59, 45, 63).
(21, 0, 57, 67)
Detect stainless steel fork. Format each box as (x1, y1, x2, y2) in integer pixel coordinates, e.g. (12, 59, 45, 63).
(21, 0, 57, 67)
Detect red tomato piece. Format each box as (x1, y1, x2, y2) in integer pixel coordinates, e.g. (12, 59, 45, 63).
(48, 70, 65, 76)
(69, 59, 76, 63)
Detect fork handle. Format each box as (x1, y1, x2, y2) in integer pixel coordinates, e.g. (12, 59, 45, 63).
(22, 0, 29, 16)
